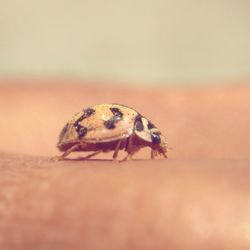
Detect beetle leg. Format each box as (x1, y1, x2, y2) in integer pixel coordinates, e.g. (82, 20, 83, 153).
(151, 149, 155, 159)
(83, 150, 102, 160)
(112, 139, 122, 161)
(151, 149, 160, 159)
(127, 135, 134, 152)
(121, 136, 140, 161)
(121, 136, 133, 161)
(122, 148, 140, 161)
(51, 143, 81, 161)
(162, 151, 168, 158)
(122, 152, 133, 161)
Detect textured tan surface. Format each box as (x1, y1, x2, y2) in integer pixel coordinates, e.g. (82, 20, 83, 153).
(0, 80, 250, 249)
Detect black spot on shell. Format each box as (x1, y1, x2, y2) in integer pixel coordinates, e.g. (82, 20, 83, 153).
(104, 119, 116, 129)
(135, 115, 144, 131)
(151, 132, 161, 144)
(110, 107, 123, 118)
(85, 107, 95, 116)
(147, 121, 155, 129)
(73, 115, 84, 126)
(77, 126, 88, 138)
(103, 107, 123, 129)
(75, 124, 81, 132)
(73, 108, 95, 127)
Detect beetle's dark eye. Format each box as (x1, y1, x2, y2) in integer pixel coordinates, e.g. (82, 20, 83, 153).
(151, 133, 161, 144)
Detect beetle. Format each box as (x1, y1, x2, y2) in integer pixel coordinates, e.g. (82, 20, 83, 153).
(54, 104, 168, 161)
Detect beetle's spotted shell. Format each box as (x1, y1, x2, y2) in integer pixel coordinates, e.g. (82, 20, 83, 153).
(58, 104, 138, 147)
(57, 103, 168, 159)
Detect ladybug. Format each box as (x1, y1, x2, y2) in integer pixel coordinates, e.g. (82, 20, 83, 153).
(54, 104, 168, 161)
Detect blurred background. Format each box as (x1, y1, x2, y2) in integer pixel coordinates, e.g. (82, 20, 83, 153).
(0, 0, 249, 84)
(0, 0, 250, 158)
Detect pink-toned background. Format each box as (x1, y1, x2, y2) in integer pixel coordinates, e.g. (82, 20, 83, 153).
(1, 80, 250, 159)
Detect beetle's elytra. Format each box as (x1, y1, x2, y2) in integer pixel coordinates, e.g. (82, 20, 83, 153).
(55, 104, 168, 161)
